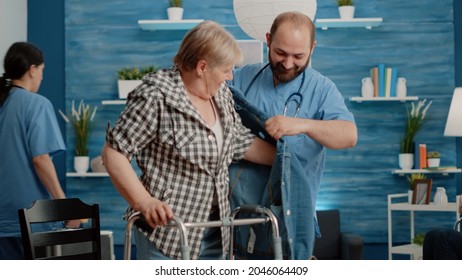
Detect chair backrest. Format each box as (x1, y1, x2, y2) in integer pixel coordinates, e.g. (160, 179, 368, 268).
(18, 198, 101, 260)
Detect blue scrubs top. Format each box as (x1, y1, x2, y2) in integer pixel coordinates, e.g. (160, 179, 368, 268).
(229, 63, 355, 221)
(0, 87, 65, 237)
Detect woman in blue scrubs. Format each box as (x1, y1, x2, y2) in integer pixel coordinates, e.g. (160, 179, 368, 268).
(0, 42, 80, 259)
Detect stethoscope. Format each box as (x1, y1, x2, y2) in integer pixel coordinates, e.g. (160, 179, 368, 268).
(243, 63, 305, 117)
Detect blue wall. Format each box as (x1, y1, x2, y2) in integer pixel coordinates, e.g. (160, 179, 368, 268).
(27, 0, 66, 188)
(28, 0, 462, 252)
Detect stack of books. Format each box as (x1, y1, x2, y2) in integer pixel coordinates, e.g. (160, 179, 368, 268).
(370, 64, 399, 98)
(413, 142, 427, 169)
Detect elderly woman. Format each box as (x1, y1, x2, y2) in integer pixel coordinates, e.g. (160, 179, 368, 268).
(102, 21, 275, 260)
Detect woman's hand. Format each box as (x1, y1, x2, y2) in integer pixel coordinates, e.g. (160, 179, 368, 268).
(138, 197, 174, 228)
(65, 219, 82, 229)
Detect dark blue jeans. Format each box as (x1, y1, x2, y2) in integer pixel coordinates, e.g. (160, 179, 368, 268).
(423, 229, 462, 260)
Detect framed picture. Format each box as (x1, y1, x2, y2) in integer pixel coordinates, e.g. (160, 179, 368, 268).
(412, 179, 432, 204)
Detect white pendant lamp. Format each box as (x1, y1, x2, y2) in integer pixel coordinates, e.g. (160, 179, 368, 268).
(233, 0, 317, 42)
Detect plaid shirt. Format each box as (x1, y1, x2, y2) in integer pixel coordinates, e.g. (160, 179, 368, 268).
(106, 68, 254, 259)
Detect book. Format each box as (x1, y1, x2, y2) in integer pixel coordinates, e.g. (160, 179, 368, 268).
(378, 63, 385, 97)
(389, 67, 398, 97)
(413, 142, 420, 170)
(385, 67, 392, 97)
(419, 144, 427, 169)
(370, 67, 379, 97)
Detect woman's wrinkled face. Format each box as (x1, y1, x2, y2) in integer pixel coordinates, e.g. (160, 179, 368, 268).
(203, 63, 234, 97)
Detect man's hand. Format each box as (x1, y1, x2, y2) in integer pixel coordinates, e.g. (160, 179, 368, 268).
(265, 115, 305, 140)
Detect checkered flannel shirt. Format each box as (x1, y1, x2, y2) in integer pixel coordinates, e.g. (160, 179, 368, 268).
(106, 68, 255, 259)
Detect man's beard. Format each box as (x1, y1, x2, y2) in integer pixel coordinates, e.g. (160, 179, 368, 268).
(268, 52, 309, 83)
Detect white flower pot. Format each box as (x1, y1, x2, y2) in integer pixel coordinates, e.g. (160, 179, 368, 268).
(118, 80, 142, 99)
(427, 158, 440, 168)
(74, 156, 90, 174)
(398, 153, 414, 170)
(167, 7, 184, 21)
(338, 6, 355, 19)
(408, 190, 413, 204)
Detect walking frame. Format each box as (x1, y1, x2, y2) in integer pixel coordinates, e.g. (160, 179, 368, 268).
(124, 204, 283, 260)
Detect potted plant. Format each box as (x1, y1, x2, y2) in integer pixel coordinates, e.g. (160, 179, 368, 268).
(426, 151, 441, 168)
(167, 0, 183, 21)
(337, 0, 355, 19)
(117, 66, 157, 99)
(399, 99, 432, 169)
(412, 232, 425, 247)
(59, 100, 97, 173)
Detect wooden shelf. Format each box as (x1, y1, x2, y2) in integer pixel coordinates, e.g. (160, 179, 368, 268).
(349, 96, 418, 102)
(138, 19, 204, 31)
(392, 168, 462, 176)
(66, 172, 109, 177)
(102, 100, 126, 105)
(315, 18, 383, 30)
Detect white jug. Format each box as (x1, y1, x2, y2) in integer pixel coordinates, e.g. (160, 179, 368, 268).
(361, 77, 374, 98)
(433, 187, 448, 205)
(396, 77, 407, 98)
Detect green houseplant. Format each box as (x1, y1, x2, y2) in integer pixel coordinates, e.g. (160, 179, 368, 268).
(427, 151, 441, 159)
(400, 99, 432, 154)
(59, 100, 97, 173)
(427, 151, 441, 168)
(398, 99, 432, 169)
(169, 0, 182, 7)
(117, 66, 157, 80)
(59, 100, 97, 156)
(412, 232, 425, 246)
(117, 66, 157, 99)
(406, 173, 426, 190)
(337, 0, 353, 6)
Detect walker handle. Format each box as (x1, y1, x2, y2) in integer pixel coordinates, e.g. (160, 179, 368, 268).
(237, 204, 263, 215)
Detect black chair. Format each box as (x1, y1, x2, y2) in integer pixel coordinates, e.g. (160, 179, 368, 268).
(312, 209, 364, 260)
(18, 198, 101, 260)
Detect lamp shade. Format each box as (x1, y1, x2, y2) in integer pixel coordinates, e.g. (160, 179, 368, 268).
(444, 87, 462, 136)
(233, 0, 317, 42)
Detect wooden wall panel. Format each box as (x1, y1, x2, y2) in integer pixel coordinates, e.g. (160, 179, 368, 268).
(64, 0, 457, 246)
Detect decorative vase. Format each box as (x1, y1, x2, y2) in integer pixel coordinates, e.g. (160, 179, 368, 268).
(396, 77, 407, 98)
(167, 7, 184, 21)
(338, 6, 355, 19)
(91, 156, 107, 173)
(433, 187, 448, 205)
(74, 156, 90, 173)
(361, 77, 374, 98)
(408, 190, 413, 204)
(427, 158, 440, 168)
(398, 153, 414, 170)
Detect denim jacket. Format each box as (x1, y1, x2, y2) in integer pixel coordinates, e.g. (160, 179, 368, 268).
(228, 86, 315, 260)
